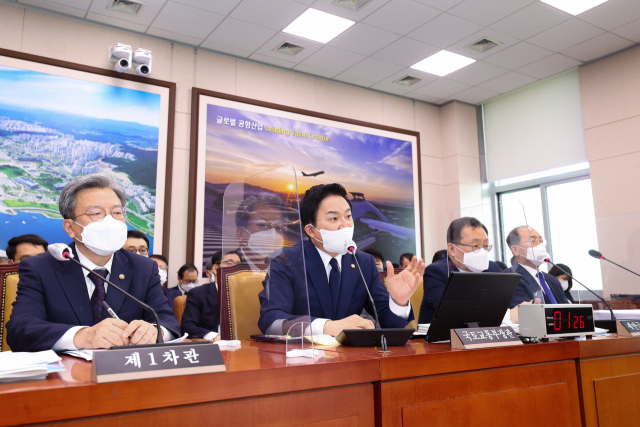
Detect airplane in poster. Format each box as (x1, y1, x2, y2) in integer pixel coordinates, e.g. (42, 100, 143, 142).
(301, 171, 324, 177)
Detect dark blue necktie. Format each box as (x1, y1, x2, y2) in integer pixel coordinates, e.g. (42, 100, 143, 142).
(89, 268, 109, 325)
(538, 272, 558, 304)
(329, 258, 341, 319)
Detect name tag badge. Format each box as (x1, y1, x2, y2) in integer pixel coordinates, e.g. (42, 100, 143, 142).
(451, 326, 522, 350)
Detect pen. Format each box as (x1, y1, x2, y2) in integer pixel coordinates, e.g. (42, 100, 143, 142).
(102, 301, 120, 320)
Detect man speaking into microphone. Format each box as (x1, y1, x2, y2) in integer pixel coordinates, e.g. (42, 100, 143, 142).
(258, 183, 425, 337)
(7, 173, 179, 352)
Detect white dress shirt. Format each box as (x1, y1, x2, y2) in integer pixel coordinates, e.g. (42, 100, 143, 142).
(52, 249, 173, 351)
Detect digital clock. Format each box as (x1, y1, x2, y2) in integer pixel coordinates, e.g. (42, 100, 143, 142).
(519, 304, 595, 339)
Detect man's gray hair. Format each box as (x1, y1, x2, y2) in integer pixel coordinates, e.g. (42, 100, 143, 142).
(59, 173, 126, 219)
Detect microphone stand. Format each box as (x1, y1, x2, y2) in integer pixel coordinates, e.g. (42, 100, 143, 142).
(599, 256, 640, 278)
(545, 258, 616, 321)
(66, 255, 164, 344)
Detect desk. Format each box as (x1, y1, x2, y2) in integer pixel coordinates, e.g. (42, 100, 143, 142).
(575, 335, 640, 427)
(0, 348, 379, 426)
(249, 339, 583, 427)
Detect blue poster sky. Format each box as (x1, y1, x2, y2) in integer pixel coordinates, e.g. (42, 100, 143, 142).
(205, 104, 415, 205)
(0, 65, 161, 127)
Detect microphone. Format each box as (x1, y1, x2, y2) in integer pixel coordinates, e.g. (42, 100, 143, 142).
(49, 244, 164, 343)
(347, 242, 381, 330)
(543, 257, 616, 321)
(589, 249, 640, 278)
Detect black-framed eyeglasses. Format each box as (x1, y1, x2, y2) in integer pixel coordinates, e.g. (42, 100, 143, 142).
(453, 242, 493, 252)
(125, 248, 148, 255)
(248, 220, 289, 234)
(75, 206, 126, 222)
(221, 260, 241, 267)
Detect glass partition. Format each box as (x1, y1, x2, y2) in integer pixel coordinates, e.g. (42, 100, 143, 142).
(220, 165, 315, 355)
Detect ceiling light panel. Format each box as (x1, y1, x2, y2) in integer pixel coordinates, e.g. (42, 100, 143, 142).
(541, 0, 609, 16)
(411, 50, 475, 77)
(283, 8, 355, 43)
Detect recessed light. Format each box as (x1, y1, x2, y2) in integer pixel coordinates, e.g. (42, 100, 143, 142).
(283, 9, 355, 44)
(541, 0, 609, 15)
(410, 51, 475, 77)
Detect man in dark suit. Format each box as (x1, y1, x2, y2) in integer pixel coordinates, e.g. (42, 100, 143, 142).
(505, 226, 568, 317)
(7, 173, 180, 352)
(258, 183, 425, 337)
(418, 217, 501, 324)
(181, 251, 240, 340)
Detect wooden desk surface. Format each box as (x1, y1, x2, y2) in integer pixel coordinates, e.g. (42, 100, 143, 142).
(246, 337, 581, 380)
(575, 334, 640, 358)
(0, 346, 379, 427)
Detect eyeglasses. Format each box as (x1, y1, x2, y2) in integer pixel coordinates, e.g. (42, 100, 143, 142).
(126, 248, 148, 255)
(454, 242, 493, 252)
(248, 220, 289, 234)
(180, 280, 198, 285)
(221, 260, 241, 267)
(75, 206, 126, 222)
(529, 237, 545, 244)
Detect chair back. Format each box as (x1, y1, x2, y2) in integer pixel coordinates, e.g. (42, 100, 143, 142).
(1, 264, 20, 352)
(173, 295, 187, 324)
(380, 270, 423, 330)
(219, 264, 267, 340)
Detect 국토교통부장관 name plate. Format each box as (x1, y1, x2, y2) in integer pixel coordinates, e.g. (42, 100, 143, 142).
(91, 343, 225, 383)
(451, 326, 523, 350)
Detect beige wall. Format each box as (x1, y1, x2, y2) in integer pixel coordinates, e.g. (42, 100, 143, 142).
(580, 45, 640, 297)
(0, 3, 482, 284)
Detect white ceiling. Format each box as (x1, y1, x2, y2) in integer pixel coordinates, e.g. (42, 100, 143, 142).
(10, 0, 640, 105)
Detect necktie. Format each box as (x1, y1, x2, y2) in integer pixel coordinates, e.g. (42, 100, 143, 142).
(329, 258, 341, 319)
(89, 268, 109, 325)
(537, 272, 558, 304)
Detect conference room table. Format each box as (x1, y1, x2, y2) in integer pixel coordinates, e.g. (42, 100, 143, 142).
(1, 334, 640, 427)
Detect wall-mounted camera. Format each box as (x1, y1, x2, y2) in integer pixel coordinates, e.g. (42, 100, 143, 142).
(109, 44, 153, 77)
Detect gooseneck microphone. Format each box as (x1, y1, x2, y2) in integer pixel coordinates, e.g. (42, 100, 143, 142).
(347, 243, 381, 330)
(49, 244, 164, 343)
(543, 256, 616, 321)
(589, 249, 640, 278)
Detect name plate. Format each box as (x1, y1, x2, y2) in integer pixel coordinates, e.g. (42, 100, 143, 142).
(451, 326, 523, 350)
(91, 343, 226, 383)
(617, 320, 640, 337)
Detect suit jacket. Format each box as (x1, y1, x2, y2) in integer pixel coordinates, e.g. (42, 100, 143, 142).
(418, 256, 502, 324)
(181, 282, 220, 339)
(506, 263, 569, 309)
(162, 286, 182, 311)
(7, 243, 180, 352)
(258, 239, 414, 333)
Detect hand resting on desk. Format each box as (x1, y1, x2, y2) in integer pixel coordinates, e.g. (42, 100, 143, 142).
(73, 318, 158, 349)
(324, 314, 374, 337)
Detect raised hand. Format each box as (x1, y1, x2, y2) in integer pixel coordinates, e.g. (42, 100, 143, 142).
(385, 256, 426, 307)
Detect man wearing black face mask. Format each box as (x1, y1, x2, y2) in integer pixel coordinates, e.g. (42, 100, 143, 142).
(258, 183, 426, 337)
(6, 173, 179, 352)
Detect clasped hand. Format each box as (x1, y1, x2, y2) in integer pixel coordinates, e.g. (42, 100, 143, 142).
(73, 318, 158, 349)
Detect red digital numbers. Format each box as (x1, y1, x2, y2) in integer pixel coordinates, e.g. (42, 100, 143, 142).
(554, 311, 561, 331)
(567, 311, 571, 329)
(580, 316, 585, 328)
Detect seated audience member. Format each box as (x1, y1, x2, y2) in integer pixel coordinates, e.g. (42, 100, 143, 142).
(180, 251, 240, 340)
(362, 248, 385, 271)
(151, 254, 180, 309)
(419, 217, 501, 324)
(504, 226, 568, 311)
(123, 230, 149, 256)
(205, 251, 222, 289)
(431, 249, 447, 264)
(6, 173, 179, 352)
(495, 261, 508, 272)
(399, 252, 414, 269)
(177, 264, 200, 295)
(549, 263, 575, 303)
(6, 234, 48, 264)
(258, 183, 425, 337)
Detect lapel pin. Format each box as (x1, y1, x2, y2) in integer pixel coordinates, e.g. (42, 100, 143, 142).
(351, 264, 355, 269)
(119, 274, 125, 280)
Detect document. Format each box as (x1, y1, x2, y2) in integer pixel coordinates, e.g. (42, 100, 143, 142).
(0, 350, 66, 382)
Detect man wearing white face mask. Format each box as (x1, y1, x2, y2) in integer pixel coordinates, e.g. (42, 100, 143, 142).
(505, 226, 568, 314)
(6, 173, 180, 352)
(176, 264, 200, 295)
(418, 217, 502, 324)
(258, 183, 426, 337)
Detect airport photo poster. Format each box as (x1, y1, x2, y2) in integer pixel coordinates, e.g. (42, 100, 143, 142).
(189, 90, 423, 273)
(0, 50, 174, 255)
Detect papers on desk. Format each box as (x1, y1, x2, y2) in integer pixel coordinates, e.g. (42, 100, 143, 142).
(0, 350, 66, 382)
(413, 324, 430, 337)
(64, 333, 190, 361)
(304, 334, 340, 346)
(213, 340, 241, 350)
